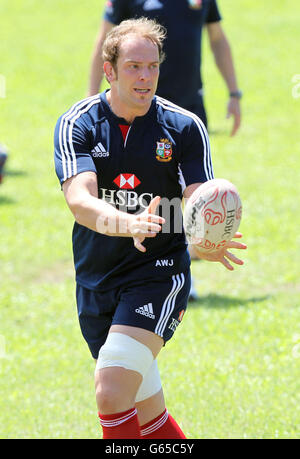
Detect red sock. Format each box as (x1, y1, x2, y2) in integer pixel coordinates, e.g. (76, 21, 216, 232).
(98, 407, 141, 439)
(140, 409, 186, 439)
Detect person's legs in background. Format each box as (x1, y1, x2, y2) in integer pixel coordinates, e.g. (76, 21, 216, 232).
(186, 93, 208, 302)
(0, 144, 8, 185)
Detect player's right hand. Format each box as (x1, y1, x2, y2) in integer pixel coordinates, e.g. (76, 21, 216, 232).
(129, 196, 165, 252)
(193, 232, 247, 270)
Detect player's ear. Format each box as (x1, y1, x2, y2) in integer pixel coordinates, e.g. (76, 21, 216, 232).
(103, 61, 117, 83)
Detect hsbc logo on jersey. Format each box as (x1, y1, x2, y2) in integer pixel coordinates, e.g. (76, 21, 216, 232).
(113, 173, 141, 190)
(99, 173, 153, 211)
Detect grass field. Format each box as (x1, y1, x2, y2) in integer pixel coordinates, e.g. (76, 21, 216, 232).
(0, 0, 300, 439)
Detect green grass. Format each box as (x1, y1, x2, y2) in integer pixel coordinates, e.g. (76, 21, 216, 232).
(0, 0, 300, 439)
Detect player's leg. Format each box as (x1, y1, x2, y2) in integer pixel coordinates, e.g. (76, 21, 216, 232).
(95, 325, 163, 438)
(95, 326, 186, 439)
(97, 271, 190, 439)
(75, 285, 145, 438)
(0, 144, 8, 184)
(136, 378, 186, 439)
(188, 269, 199, 302)
(134, 272, 190, 438)
(136, 386, 165, 426)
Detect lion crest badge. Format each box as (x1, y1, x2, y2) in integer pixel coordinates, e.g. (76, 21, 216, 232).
(156, 138, 173, 162)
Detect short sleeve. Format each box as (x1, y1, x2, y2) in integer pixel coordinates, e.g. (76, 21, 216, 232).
(206, 0, 222, 24)
(103, 0, 131, 24)
(179, 117, 214, 188)
(54, 113, 96, 186)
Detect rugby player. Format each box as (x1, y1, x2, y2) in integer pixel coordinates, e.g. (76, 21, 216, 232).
(54, 18, 246, 439)
(88, 0, 242, 301)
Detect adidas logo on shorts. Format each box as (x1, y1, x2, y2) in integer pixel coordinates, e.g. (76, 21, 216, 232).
(135, 303, 155, 319)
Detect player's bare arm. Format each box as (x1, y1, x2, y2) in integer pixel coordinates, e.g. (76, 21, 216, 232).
(63, 171, 165, 245)
(88, 19, 115, 96)
(183, 182, 247, 270)
(206, 21, 241, 136)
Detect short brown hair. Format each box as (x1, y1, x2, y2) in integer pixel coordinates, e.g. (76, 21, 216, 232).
(102, 17, 166, 69)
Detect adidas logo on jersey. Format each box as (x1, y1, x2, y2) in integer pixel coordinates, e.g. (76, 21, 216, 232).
(135, 303, 155, 319)
(91, 142, 109, 158)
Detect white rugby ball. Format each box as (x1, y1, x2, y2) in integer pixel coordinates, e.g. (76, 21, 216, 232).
(183, 178, 242, 252)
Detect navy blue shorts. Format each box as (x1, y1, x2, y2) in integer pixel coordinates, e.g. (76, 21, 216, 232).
(76, 270, 191, 359)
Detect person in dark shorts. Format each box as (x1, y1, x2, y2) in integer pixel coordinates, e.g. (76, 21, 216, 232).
(87, 0, 243, 301)
(54, 18, 246, 439)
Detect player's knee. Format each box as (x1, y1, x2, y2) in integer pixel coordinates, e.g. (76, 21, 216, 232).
(95, 332, 155, 412)
(95, 379, 112, 412)
(96, 332, 154, 376)
(135, 359, 162, 402)
(95, 374, 132, 413)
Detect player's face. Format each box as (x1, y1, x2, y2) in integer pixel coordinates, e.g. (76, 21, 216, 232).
(110, 35, 160, 116)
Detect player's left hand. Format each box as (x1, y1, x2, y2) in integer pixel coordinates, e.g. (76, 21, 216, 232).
(192, 232, 247, 271)
(131, 196, 165, 253)
(226, 98, 241, 137)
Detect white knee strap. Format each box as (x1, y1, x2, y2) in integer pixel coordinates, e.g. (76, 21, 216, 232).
(96, 332, 154, 378)
(135, 358, 162, 402)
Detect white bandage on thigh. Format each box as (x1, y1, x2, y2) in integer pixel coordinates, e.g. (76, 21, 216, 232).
(135, 359, 162, 402)
(96, 332, 154, 378)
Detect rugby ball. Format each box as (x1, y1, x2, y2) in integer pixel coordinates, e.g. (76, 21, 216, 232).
(183, 178, 242, 252)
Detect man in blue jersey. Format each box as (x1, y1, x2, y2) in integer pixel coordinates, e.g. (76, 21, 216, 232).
(55, 18, 246, 439)
(88, 0, 242, 135)
(88, 0, 242, 301)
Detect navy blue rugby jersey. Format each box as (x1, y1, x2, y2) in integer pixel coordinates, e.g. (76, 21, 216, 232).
(54, 91, 214, 291)
(103, 0, 221, 108)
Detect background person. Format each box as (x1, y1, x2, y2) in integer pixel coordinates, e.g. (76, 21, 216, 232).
(88, 0, 242, 135)
(0, 144, 8, 185)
